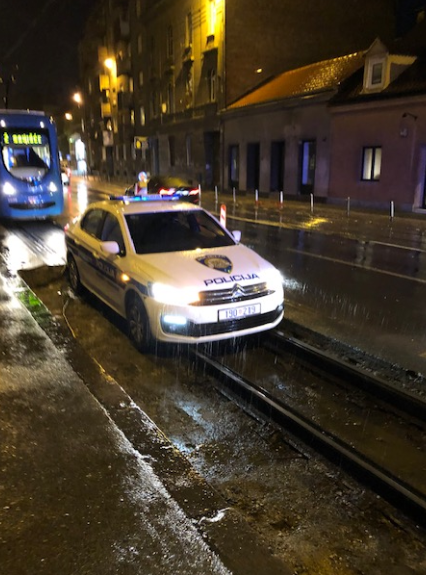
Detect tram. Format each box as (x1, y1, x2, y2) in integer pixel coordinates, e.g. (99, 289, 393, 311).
(0, 109, 64, 219)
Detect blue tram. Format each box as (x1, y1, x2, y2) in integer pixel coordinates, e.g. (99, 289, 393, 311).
(0, 109, 64, 219)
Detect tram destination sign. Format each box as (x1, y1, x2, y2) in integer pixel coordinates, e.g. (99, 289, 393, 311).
(0, 130, 46, 146)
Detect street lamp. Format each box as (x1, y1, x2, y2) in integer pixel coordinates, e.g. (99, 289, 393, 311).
(73, 92, 83, 107)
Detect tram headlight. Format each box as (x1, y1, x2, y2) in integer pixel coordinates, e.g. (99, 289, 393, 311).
(48, 182, 58, 192)
(2, 182, 17, 196)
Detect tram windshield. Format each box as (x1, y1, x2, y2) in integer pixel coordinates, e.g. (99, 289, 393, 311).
(1, 128, 51, 183)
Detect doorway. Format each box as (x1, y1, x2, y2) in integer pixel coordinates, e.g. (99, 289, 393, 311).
(247, 142, 260, 191)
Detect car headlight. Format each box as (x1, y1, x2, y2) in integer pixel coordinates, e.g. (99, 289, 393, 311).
(48, 182, 58, 192)
(263, 268, 284, 291)
(2, 182, 16, 196)
(150, 282, 200, 305)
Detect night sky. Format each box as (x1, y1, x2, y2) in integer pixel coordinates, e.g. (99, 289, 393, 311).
(0, 0, 99, 111)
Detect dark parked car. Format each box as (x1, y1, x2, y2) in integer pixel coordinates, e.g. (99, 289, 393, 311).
(125, 175, 199, 203)
(148, 176, 200, 203)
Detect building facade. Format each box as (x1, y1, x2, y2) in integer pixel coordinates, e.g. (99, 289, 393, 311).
(328, 38, 426, 211)
(78, 0, 396, 187)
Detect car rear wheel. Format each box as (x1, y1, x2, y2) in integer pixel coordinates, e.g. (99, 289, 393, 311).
(127, 295, 152, 352)
(68, 255, 82, 294)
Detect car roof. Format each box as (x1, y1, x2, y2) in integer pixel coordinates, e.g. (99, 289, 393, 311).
(86, 198, 203, 217)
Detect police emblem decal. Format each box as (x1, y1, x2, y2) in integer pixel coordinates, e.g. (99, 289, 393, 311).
(196, 255, 233, 273)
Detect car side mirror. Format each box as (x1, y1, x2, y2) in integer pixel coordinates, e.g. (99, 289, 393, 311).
(100, 241, 120, 255)
(232, 230, 241, 243)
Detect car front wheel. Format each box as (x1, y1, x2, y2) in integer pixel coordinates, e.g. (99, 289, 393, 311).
(127, 295, 153, 352)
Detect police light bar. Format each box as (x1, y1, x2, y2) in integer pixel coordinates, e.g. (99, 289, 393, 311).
(109, 193, 180, 202)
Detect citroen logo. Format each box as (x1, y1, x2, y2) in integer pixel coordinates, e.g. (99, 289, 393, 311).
(232, 284, 245, 297)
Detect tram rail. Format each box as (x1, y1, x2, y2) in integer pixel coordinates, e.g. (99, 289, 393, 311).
(190, 333, 426, 527)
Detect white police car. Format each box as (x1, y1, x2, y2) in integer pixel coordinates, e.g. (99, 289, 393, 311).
(65, 197, 284, 350)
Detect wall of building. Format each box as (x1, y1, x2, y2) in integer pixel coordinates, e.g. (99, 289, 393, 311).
(222, 97, 331, 197)
(328, 99, 426, 210)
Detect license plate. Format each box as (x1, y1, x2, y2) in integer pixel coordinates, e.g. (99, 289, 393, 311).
(218, 303, 261, 321)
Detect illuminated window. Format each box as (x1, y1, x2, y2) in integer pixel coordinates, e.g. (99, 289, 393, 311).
(186, 12, 193, 46)
(138, 71, 144, 87)
(362, 146, 382, 181)
(140, 106, 145, 126)
(208, 0, 216, 36)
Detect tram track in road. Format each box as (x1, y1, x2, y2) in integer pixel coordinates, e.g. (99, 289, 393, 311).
(191, 331, 426, 527)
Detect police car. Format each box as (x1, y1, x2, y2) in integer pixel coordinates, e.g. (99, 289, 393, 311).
(64, 197, 284, 350)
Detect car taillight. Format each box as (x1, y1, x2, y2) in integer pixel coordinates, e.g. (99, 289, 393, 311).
(189, 189, 198, 195)
(160, 188, 174, 195)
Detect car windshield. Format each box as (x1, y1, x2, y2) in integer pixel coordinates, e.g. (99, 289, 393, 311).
(125, 209, 236, 254)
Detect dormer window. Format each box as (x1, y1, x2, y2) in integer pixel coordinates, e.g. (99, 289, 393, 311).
(371, 62, 383, 85)
(364, 56, 386, 91)
(362, 38, 417, 94)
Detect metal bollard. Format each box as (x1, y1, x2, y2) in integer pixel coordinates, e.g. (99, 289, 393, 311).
(390, 200, 395, 219)
(347, 196, 351, 217)
(215, 185, 218, 204)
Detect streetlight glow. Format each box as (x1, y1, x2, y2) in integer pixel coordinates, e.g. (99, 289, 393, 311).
(73, 92, 83, 105)
(104, 58, 115, 71)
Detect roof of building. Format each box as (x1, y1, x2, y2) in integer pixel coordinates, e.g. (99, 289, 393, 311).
(329, 56, 426, 105)
(227, 52, 366, 110)
(329, 18, 426, 105)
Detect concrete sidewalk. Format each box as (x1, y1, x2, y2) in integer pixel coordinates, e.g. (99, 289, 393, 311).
(0, 261, 291, 573)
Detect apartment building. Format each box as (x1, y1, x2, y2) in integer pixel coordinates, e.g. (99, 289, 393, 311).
(78, 0, 396, 187)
